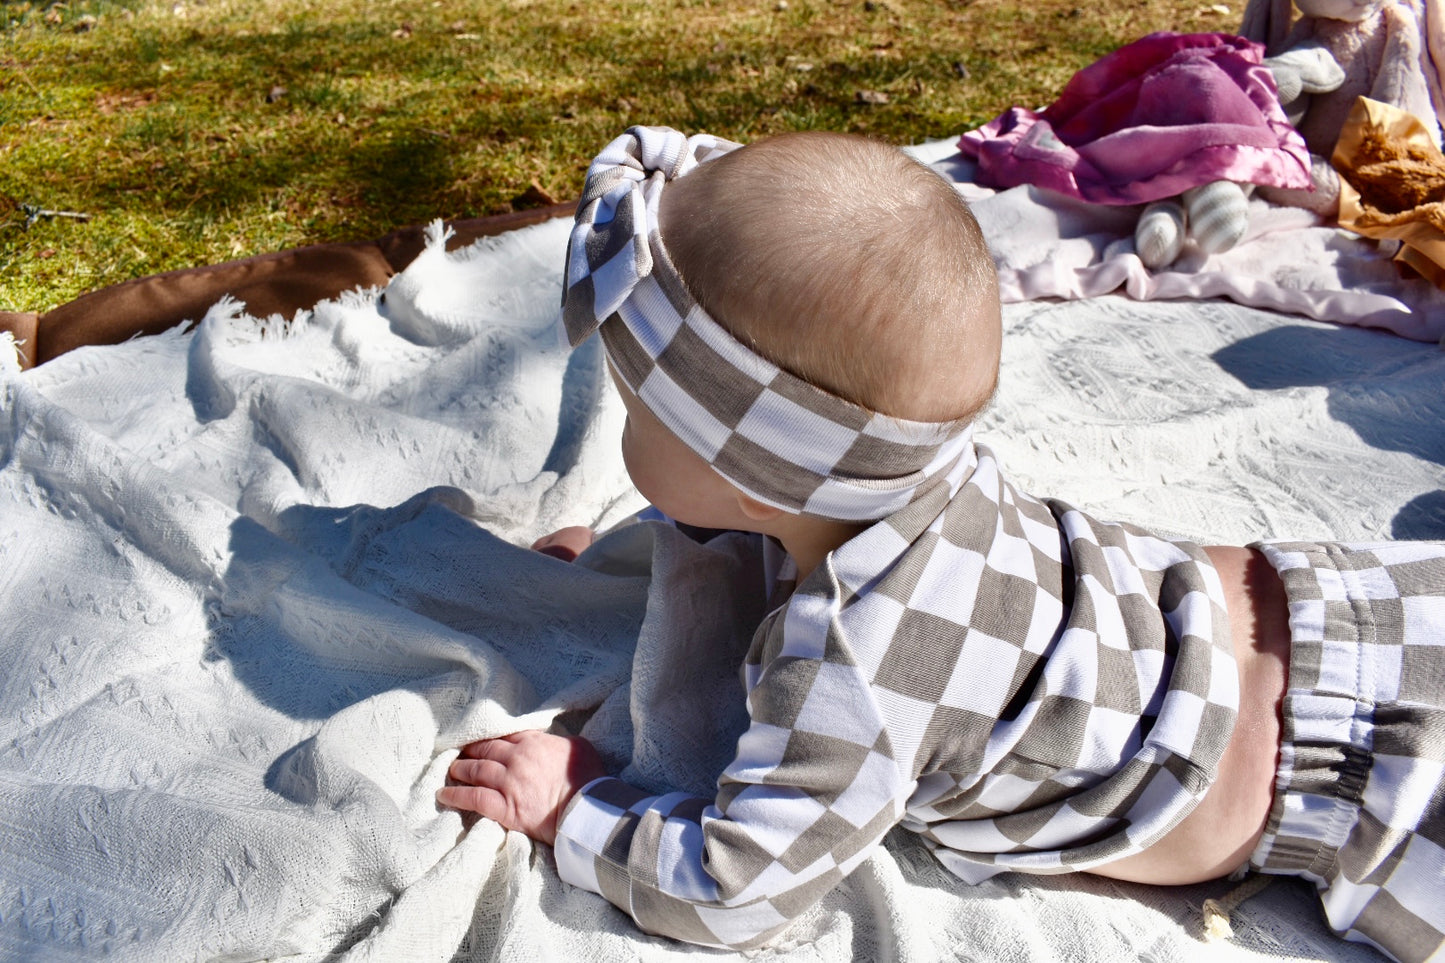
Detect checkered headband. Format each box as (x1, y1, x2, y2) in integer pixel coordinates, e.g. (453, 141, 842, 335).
(561, 126, 977, 522)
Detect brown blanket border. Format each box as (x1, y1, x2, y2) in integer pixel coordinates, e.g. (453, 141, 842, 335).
(0, 203, 575, 369)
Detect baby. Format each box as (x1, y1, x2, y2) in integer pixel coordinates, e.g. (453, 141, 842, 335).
(437, 127, 1445, 963)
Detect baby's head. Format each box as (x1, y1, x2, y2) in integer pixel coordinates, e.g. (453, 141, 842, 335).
(658, 131, 1001, 424)
(562, 127, 1001, 528)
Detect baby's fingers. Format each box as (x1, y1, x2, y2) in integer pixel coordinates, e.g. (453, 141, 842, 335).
(447, 755, 508, 787)
(531, 525, 595, 562)
(458, 735, 522, 760)
(436, 783, 510, 823)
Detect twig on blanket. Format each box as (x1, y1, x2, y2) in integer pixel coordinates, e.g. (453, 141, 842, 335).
(1202, 874, 1276, 940)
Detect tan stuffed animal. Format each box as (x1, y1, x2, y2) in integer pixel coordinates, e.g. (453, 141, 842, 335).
(1242, 0, 1443, 215)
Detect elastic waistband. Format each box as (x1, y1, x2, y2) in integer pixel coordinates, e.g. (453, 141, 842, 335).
(1248, 539, 1445, 876)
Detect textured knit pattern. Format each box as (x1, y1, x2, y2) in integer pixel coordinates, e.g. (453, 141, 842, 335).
(1251, 541, 1445, 963)
(555, 444, 1239, 949)
(559, 126, 976, 521)
(1, 226, 1432, 963)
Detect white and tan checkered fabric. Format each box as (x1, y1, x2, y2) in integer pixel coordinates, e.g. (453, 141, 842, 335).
(555, 446, 1238, 949)
(560, 126, 977, 522)
(1251, 541, 1445, 963)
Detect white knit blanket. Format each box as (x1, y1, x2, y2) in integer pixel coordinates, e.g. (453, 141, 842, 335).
(2, 217, 1441, 963)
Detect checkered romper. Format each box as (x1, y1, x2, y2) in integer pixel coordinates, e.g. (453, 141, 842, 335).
(555, 446, 1239, 949)
(1251, 541, 1445, 963)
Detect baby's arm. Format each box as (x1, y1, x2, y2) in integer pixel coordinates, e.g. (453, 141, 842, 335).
(555, 613, 907, 950)
(440, 610, 909, 951)
(437, 731, 605, 845)
(438, 526, 602, 836)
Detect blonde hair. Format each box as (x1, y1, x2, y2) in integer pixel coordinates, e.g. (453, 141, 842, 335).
(659, 131, 1002, 424)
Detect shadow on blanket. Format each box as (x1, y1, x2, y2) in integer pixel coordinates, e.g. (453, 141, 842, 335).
(1395, 492, 1445, 539)
(1212, 324, 1445, 538)
(215, 496, 649, 725)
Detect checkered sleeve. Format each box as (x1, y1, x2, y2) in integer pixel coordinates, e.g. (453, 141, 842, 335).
(554, 601, 908, 950)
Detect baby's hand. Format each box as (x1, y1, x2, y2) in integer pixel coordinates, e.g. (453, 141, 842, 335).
(436, 730, 606, 845)
(530, 525, 595, 562)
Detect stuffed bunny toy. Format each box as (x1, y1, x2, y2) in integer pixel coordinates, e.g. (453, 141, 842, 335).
(1242, 0, 1442, 214)
(1134, 0, 1441, 265)
(1133, 37, 1336, 268)
(1132, 37, 1326, 269)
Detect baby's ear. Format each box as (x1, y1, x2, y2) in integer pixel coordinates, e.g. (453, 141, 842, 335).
(735, 492, 785, 522)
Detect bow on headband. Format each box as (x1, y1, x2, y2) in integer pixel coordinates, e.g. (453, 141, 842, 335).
(561, 125, 976, 522)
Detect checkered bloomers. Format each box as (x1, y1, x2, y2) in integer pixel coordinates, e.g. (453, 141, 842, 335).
(1250, 541, 1445, 963)
(554, 446, 1240, 949)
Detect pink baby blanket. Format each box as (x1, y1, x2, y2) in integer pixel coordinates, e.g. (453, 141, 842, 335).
(958, 32, 1312, 204)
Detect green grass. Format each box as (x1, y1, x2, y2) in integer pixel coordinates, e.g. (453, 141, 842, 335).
(1, 0, 1223, 311)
